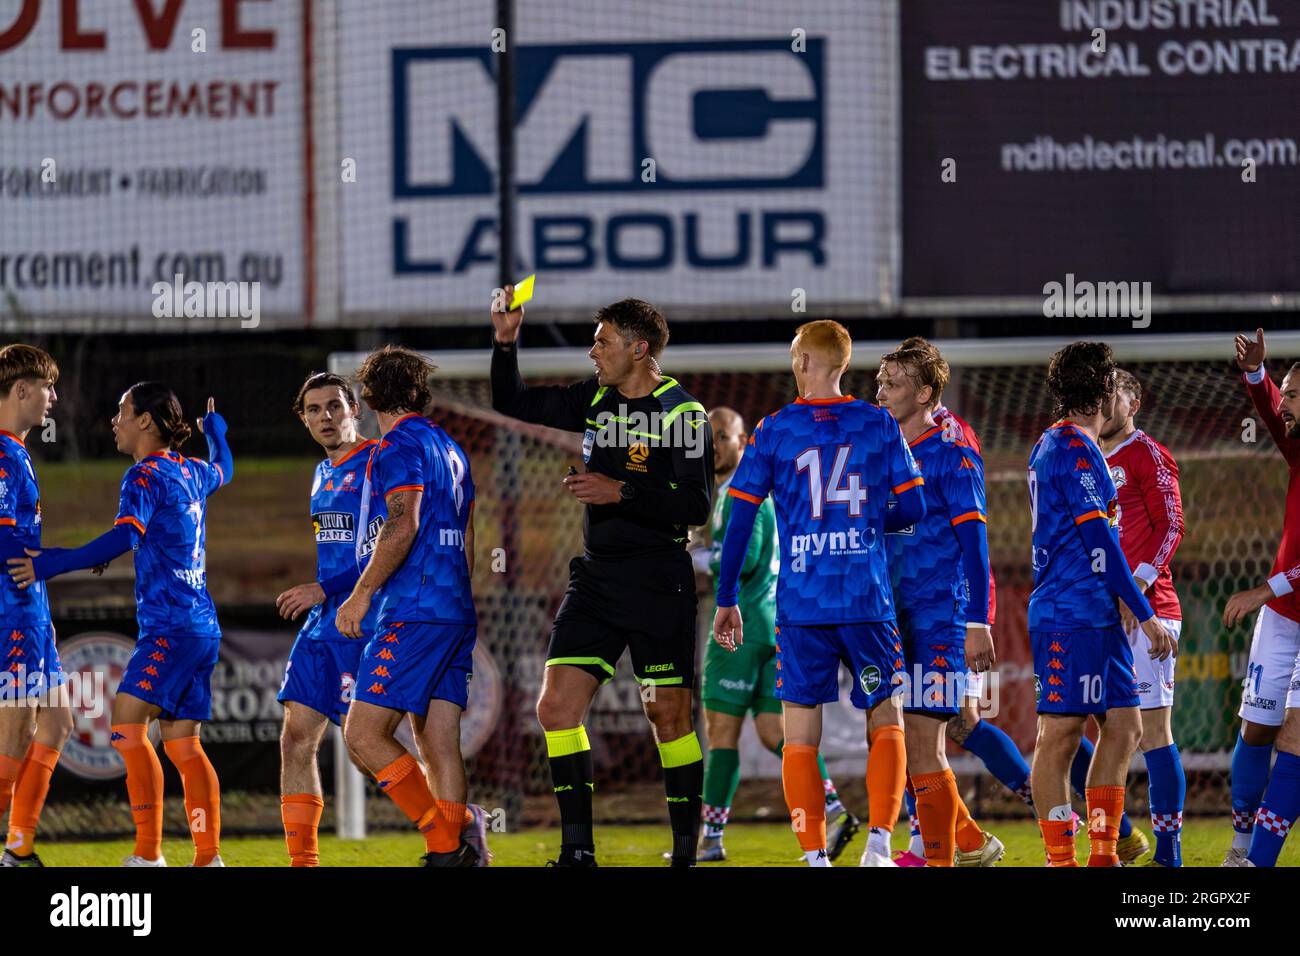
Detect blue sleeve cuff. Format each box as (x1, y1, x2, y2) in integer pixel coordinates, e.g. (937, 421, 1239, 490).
(715, 495, 760, 608)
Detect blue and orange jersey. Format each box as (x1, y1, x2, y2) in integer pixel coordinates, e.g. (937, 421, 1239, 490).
(886, 423, 986, 631)
(303, 439, 382, 642)
(115, 449, 225, 640)
(365, 415, 475, 626)
(728, 396, 922, 626)
(0, 431, 50, 630)
(1027, 421, 1122, 630)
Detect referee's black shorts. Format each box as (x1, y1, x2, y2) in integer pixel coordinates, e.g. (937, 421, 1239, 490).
(546, 551, 698, 688)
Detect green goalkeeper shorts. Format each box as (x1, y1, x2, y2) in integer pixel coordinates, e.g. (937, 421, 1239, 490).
(701, 635, 781, 718)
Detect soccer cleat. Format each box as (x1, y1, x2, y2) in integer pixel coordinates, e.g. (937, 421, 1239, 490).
(859, 846, 898, 867)
(1116, 829, 1150, 865)
(1221, 847, 1250, 867)
(696, 836, 725, 862)
(187, 856, 225, 867)
(122, 854, 167, 867)
(546, 847, 598, 868)
(1, 849, 44, 867)
(422, 842, 479, 868)
(891, 850, 927, 867)
(461, 804, 493, 867)
(826, 809, 860, 862)
(956, 831, 1005, 867)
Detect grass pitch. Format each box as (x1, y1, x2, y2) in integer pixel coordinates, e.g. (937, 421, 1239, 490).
(25, 818, 1298, 867)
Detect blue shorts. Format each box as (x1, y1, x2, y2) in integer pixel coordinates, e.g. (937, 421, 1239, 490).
(1032, 625, 1138, 715)
(0, 623, 64, 702)
(897, 622, 966, 718)
(119, 635, 221, 721)
(352, 621, 476, 716)
(778, 621, 902, 710)
(278, 636, 364, 726)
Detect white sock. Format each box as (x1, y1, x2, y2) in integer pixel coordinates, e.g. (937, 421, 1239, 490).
(908, 832, 924, 857)
(804, 849, 831, 867)
(867, 827, 891, 858)
(1232, 829, 1252, 851)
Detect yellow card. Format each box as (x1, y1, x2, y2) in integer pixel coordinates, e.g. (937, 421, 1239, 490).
(509, 274, 536, 310)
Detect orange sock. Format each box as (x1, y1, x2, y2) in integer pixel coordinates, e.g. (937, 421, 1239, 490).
(282, 793, 324, 867)
(375, 753, 456, 853)
(1039, 818, 1079, 866)
(164, 736, 222, 866)
(6, 742, 61, 854)
(953, 793, 986, 854)
(0, 752, 21, 820)
(1086, 785, 1125, 866)
(781, 743, 826, 852)
(111, 724, 164, 861)
(437, 800, 468, 849)
(866, 725, 905, 832)
(912, 769, 958, 866)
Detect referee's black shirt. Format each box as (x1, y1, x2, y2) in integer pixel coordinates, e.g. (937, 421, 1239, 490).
(491, 341, 713, 560)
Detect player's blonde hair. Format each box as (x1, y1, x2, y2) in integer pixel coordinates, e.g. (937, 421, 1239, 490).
(879, 345, 950, 410)
(793, 320, 851, 373)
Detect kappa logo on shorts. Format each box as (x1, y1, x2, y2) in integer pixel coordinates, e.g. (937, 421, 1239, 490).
(859, 665, 881, 695)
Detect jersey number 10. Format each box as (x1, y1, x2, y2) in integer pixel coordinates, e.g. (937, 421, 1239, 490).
(795, 446, 866, 518)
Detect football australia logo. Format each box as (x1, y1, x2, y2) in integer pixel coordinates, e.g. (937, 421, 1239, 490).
(625, 441, 650, 473)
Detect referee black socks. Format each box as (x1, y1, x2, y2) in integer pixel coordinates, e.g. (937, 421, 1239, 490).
(545, 726, 596, 855)
(659, 732, 704, 866)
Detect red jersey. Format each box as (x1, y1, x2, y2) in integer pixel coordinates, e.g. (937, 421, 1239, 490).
(933, 405, 996, 625)
(1104, 429, 1184, 620)
(1245, 369, 1300, 623)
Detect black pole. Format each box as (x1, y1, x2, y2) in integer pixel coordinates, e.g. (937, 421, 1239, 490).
(494, 0, 528, 829)
(496, 0, 516, 293)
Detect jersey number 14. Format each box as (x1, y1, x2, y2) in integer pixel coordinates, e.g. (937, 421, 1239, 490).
(795, 446, 866, 518)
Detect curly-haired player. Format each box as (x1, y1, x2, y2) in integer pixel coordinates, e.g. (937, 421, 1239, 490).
(1027, 343, 1173, 866)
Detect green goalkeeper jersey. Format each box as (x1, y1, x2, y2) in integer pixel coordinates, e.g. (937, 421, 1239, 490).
(709, 476, 778, 645)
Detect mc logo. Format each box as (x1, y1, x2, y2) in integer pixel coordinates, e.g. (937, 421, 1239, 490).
(393, 39, 825, 197)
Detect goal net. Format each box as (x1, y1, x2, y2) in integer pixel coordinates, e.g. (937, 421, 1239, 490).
(329, 331, 1289, 826)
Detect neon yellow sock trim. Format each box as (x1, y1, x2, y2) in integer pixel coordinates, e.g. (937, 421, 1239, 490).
(657, 731, 703, 769)
(544, 726, 591, 759)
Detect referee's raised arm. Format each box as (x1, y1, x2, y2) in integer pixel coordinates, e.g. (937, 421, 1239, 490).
(490, 284, 596, 433)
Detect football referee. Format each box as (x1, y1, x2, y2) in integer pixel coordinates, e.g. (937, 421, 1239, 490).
(491, 289, 713, 867)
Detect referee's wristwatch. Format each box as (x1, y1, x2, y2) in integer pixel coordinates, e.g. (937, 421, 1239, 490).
(618, 481, 636, 503)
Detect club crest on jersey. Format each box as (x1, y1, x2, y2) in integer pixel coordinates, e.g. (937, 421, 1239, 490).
(1109, 464, 1127, 490)
(1107, 499, 1119, 528)
(859, 665, 881, 695)
(313, 511, 355, 542)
